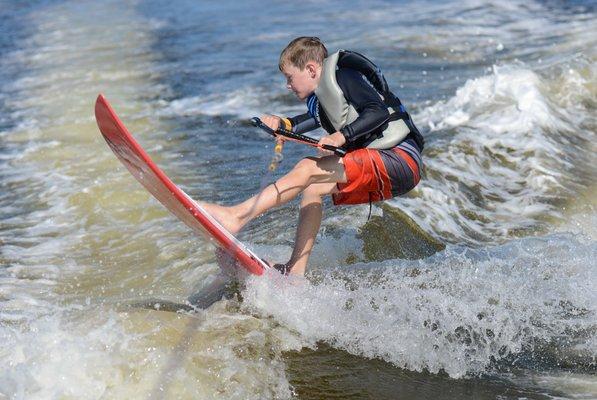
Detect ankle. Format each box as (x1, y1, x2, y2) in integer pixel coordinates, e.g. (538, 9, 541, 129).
(285, 259, 306, 276)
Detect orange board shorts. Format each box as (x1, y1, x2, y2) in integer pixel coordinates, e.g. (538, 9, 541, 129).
(332, 139, 423, 206)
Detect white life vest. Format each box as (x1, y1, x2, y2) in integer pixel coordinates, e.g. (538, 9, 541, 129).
(314, 51, 410, 150)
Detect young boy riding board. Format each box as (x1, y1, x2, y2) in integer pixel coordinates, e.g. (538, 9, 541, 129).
(201, 36, 424, 276)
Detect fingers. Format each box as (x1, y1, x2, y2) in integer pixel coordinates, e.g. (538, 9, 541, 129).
(317, 135, 339, 148)
(317, 136, 332, 147)
(317, 137, 334, 155)
(317, 132, 346, 156)
(259, 115, 281, 131)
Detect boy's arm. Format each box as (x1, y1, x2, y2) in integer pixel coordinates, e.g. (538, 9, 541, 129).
(336, 68, 389, 145)
(286, 112, 321, 135)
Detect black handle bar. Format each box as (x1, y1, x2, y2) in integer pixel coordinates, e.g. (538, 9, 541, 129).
(250, 117, 346, 158)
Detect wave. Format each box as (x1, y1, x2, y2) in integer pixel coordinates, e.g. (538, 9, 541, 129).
(158, 87, 303, 121)
(398, 56, 596, 244)
(243, 233, 597, 378)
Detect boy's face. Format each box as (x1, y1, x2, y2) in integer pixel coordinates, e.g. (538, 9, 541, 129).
(282, 62, 320, 101)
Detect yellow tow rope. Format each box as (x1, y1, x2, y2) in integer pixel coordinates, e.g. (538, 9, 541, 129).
(268, 138, 284, 172)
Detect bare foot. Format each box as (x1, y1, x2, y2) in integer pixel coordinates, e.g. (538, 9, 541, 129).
(197, 201, 243, 234)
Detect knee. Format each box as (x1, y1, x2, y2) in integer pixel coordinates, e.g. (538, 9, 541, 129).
(301, 184, 324, 205)
(302, 183, 320, 197)
(293, 157, 317, 181)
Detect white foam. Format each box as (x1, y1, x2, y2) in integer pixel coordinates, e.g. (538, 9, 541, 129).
(243, 234, 597, 379)
(420, 65, 564, 134)
(0, 306, 296, 399)
(160, 88, 303, 121)
(401, 59, 595, 244)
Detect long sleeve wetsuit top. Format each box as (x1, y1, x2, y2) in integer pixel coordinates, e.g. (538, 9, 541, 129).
(288, 68, 391, 150)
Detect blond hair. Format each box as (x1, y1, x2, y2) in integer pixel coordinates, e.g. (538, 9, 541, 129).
(279, 37, 328, 71)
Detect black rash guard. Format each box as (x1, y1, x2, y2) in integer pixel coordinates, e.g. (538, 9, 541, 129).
(288, 68, 391, 150)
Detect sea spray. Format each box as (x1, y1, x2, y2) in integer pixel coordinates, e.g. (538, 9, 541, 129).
(243, 233, 597, 378)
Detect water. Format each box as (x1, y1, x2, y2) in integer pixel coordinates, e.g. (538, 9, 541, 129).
(0, 0, 595, 398)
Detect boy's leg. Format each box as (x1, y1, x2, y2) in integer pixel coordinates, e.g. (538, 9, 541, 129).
(283, 182, 338, 275)
(200, 155, 346, 234)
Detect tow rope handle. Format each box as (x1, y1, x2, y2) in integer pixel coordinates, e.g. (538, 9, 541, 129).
(250, 117, 346, 158)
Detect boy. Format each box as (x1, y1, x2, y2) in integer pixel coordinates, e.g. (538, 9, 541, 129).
(201, 37, 424, 276)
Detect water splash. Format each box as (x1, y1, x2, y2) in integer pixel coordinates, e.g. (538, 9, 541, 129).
(398, 59, 596, 244)
(243, 233, 597, 378)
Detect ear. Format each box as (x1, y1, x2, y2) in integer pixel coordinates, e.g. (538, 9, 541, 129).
(305, 62, 318, 78)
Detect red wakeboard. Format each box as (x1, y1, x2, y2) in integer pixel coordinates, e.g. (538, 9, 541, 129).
(94, 94, 267, 275)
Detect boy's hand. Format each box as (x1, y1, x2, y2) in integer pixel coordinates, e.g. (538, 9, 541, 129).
(260, 115, 281, 131)
(319, 131, 346, 148)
